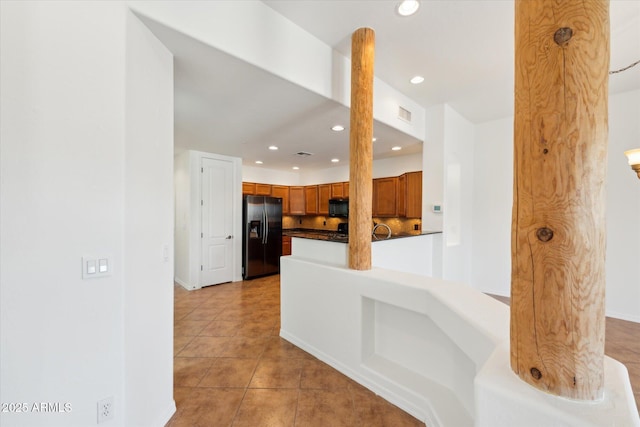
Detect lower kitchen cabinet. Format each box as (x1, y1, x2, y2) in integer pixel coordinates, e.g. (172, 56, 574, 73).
(282, 235, 292, 256)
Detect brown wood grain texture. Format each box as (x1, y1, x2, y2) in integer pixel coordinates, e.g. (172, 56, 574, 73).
(348, 28, 375, 270)
(288, 186, 305, 215)
(511, 0, 609, 400)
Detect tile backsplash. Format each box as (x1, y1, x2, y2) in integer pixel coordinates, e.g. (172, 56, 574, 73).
(283, 215, 421, 235)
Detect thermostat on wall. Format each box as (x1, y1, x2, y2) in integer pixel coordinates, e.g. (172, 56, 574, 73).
(432, 203, 443, 213)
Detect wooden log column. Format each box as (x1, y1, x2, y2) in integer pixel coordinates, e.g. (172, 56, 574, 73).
(511, 0, 609, 400)
(348, 28, 375, 271)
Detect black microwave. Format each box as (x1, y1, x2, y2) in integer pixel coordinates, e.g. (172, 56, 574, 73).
(329, 198, 349, 218)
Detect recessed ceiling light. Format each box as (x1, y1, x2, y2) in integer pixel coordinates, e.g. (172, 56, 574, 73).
(410, 76, 425, 84)
(331, 158, 340, 163)
(255, 160, 263, 164)
(392, 146, 402, 151)
(268, 145, 278, 150)
(292, 166, 299, 170)
(397, 0, 420, 16)
(331, 125, 345, 132)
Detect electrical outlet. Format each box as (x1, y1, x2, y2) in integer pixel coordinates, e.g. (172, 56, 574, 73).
(97, 396, 114, 423)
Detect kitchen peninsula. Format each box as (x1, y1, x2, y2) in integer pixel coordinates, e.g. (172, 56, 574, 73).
(285, 228, 442, 278)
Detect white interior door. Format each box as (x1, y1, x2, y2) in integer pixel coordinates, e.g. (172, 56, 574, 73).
(200, 157, 233, 286)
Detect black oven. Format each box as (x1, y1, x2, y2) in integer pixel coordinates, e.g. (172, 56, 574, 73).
(329, 198, 349, 218)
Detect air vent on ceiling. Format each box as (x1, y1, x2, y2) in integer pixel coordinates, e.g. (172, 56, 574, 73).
(295, 151, 314, 157)
(398, 106, 412, 123)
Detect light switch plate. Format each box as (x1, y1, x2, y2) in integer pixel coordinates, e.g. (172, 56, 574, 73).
(82, 256, 112, 279)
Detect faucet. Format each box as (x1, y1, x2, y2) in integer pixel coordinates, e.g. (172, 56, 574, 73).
(372, 222, 392, 240)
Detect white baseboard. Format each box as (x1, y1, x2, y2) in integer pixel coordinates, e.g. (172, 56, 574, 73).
(153, 400, 176, 427)
(174, 276, 197, 291)
(606, 310, 640, 323)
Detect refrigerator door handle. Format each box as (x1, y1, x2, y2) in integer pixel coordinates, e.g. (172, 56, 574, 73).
(264, 206, 269, 244)
(262, 207, 267, 244)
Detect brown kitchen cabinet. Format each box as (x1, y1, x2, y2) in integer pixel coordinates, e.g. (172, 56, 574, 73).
(304, 185, 318, 214)
(289, 186, 305, 215)
(373, 177, 398, 217)
(271, 185, 290, 214)
(331, 182, 346, 199)
(398, 171, 422, 218)
(255, 183, 271, 195)
(242, 182, 256, 195)
(343, 181, 349, 199)
(282, 235, 292, 256)
(318, 184, 331, 215)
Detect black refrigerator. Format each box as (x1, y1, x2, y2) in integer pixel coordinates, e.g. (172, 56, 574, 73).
(242, 195, 283, 279)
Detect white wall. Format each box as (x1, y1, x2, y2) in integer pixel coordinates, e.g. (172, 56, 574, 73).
(242, 165, 302, 186)
(244, 153, 423, 187)
(471, 116, 514, 295)
(0, 2, 175, 426)
(129, 0, 426, 142)
(174, 151, 192, 286)
(424, 105, 474, 283)
(471, 90, 640, 322)
(423, 106, 446, 233)
(442, 106, 475, 284)
(175, 151, 243, 290)
(605, 90, 640, 322)
(124, 10, 175, 426)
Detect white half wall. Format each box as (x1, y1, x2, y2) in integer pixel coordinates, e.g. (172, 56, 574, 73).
(471, 90, 640, 322)
(281, 255, 639, 427)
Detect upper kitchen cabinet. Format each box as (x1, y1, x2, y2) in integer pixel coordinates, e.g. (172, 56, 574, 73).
(331, 182, 346, 199)
(242, 182, 271, 195)
(318, 184, 331, 215)
(271, 185, 290, 214)
(304, 185, 318, 215)
(373, 177, 398, 217)
(255, 183, 271, 195)
(242, 182, 256, 195)
(398, 171, 422, 218)
(289, 186, 305, 215)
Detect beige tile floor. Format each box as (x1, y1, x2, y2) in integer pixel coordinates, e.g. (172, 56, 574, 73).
(167, 274, 424, 427)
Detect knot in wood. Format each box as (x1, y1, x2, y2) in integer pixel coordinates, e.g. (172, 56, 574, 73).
(530, 367, 542, 380)
(536, 227, 554, 242)
(554, 27, 573, 45)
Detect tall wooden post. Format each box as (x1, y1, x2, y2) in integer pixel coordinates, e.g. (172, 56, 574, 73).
(511, 0, 609, 400)
(348, 28, 375, 270)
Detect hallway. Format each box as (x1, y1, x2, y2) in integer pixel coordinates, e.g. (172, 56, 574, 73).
(168, 274, 423, 426)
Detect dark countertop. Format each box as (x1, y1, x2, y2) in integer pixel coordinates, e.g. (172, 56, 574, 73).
(283, 228, 441, 243)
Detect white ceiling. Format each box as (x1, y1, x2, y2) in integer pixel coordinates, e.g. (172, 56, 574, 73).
(139, 1, 640, 173)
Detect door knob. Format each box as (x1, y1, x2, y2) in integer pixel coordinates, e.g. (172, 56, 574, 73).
(226, 235, 233, 239)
